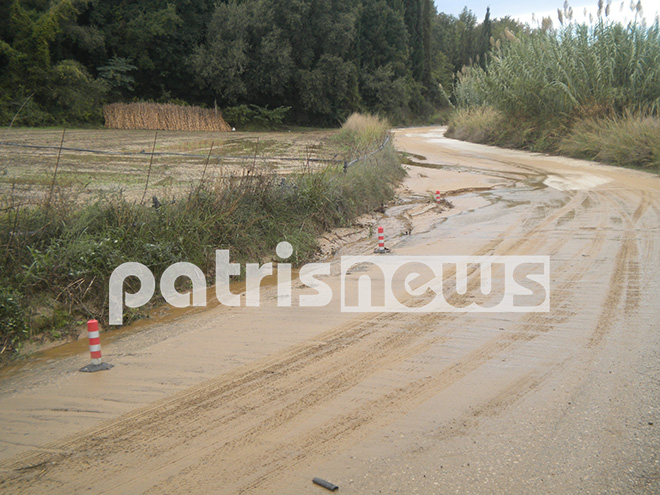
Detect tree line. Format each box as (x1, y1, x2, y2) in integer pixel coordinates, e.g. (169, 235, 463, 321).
(0, 0, 526, 127)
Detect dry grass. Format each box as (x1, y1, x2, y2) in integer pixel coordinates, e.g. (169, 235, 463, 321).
(103, 102, 232, 132)
(446, 107, 505, 143)
(337, 113, 390, 153)
(447, 107, 660, 170)
(559, 112, 660, 169)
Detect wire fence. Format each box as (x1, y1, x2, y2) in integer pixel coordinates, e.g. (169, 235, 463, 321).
(0, 130, 393, 206)
(344, 134, 391, 169)
(0, 140, 344, 164)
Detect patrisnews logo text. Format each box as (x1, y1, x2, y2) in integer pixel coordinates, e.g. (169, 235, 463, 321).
(341, 255, 549, 313)
(109, 244, 550, 324)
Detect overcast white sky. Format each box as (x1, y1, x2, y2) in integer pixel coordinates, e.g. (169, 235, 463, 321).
(433, 0, 660, 25)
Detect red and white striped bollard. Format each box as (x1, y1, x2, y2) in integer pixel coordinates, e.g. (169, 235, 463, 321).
(435, 190, 441, 203)
(88, 319, 102, 365)
(374, 226, 389, 253)
(79, 319, 113, 372)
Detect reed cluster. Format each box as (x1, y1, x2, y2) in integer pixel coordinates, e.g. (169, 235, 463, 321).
(103, 103, 232, 132)
(448, 19, 660, 169)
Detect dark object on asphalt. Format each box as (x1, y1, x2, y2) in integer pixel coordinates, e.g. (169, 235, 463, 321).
(313, 477, 339, 491)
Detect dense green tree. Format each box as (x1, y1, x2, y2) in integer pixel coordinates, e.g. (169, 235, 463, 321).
(2, 0, 76, 89)
(421, 0, 434, 88)
(61, 0, 214, 102)
(2, 0, 537, 126)
(0, 0, 105, 124)
(298, 54, 360, 122)
(355, 0, 409, 119)
(193, 0, 439, 124)
(403, 0, 424, 80)
(192, 0, 252, 105)
(357, 0, 408, 75)
(477, 7, 492, 67)
(430, 13, 456, 92)
(430, 6, 528, 103)
(457, 8, 478, 68)
(96, 56, 136, 100)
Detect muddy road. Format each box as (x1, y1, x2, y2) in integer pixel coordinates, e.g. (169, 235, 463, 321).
(1, 127, 659, 494)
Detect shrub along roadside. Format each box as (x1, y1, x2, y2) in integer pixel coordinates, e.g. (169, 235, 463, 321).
(557, 112, 660, 169)
(336, 113, 390, 154)
(0, 114, 404, 360)
(447, 107, 660, 171)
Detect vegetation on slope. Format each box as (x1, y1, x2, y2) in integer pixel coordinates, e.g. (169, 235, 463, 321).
(0, 114, 404, 360)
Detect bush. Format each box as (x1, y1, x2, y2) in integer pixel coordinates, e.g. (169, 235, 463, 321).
(0, 287, 28, 353)
(559, 112, 660, 169)
(336, 112, 390, 153)
(446, 107, 505, 143)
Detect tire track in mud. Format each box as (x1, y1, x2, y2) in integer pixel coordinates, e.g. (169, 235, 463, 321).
(1, 229, 519, 492)
(225, 184, 638, 493)
(202, 239, 607, 495)
(0, 209, 589, 490)
(587, 189, 653, 346)
(229, 333, 541, 495)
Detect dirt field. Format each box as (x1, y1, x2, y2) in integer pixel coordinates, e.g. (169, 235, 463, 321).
(0, 128, 341, 203)
(0, 127, 659, 494)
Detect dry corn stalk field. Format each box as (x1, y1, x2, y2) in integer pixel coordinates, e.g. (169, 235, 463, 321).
(103, 103, 233, 132)
(0, 128, 341, 204)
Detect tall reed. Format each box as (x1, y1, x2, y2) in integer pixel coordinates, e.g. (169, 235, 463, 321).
(449, 18, 660, 169)
(455, 19, 660, 120)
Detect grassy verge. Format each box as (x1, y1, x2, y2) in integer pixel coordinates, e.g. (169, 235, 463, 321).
(335, 113, 390, 154)
(0, 113, 404, 361)
(557, 112, 660, 169)
(446, 107, 660, 171)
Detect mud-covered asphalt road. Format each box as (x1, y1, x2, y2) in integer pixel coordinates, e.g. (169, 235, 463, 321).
(1, 127, 658, 494)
